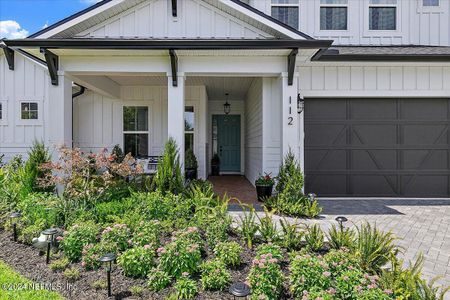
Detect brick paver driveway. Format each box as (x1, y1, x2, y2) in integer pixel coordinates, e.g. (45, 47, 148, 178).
(229, 198, 450, 296)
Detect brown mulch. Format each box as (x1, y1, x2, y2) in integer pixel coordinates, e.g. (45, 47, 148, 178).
(0, 230, 296, 300)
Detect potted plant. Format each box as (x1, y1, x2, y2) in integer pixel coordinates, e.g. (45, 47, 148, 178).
(211, 153, 220, 176)
(185, 149, 198, 180)
(255, 173, 274, 201)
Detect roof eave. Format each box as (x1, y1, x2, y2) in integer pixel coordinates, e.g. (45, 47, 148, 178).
(314, 54, 450, 62)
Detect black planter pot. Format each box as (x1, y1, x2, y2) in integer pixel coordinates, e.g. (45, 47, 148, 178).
(185, 168, 197, 180)
(256, 184, 273, 201)
(211, 164, 220, 176)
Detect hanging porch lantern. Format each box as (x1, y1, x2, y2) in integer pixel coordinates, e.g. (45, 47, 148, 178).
(224, 93, 231, 115)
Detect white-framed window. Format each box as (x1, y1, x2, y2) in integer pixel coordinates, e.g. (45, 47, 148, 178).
(423, 0, 439, 6)
(185, 106, 195, 153)
(369, 0, 397, 30)
(20, 102, 39, 120)
(0, 102, 3, 120)
(0, 99, 7, 125)
(418, 0, 441, 12)
(320, 0, 348, 30)
(123, 106, 149, 158)
(271, 0, 299, 29)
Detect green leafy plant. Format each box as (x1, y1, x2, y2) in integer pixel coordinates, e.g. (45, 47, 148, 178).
(63, 267, 81, 283)
(174, 274, 198, 299)
(81, 241, 118, 270)
(152, 138, 184, 195)
(60, 222, 99, 262)
(213, 241, 242, 267)
(328, 224, 356, 250)
(238, 205, 259, 248)
(256, 243, 283, 261)
(101, 223, 131, 251)
(118, 245, 156, 278)
(255, 173, 274, 186)
(355, 222, 397, 272)
(25, 141, 52, 192)
(305, 224, 325, 252)
(147, 268, 172, 291)
(279, 218, 304, 250)
(200, 259, 231, 291)
(289, 253, 330, 296)
(248, 253, 284, 300)
(130, 220, 160, 247)
(257, 208, 279, 243)
(90, 279, 107, 290)
(49, 257, 70, 272)
(185, 149, 198, 170)
(111, 144, 125, 163)
(275, 149, 303, 193)
(129, 285, 145, 297)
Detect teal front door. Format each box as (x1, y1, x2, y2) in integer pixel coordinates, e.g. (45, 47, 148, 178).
(215, 115, 241, 173)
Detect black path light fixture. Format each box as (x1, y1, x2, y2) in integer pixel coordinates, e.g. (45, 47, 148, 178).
(224, 93, 231, 115)
(308, 193, 317, 202)
(41, 228, 58, 264)
(99, 253, 116, 297)
(297, 94, 305, 114)
(335, 216, 348, 232)
(9, 212, 21, 242)
(229, 282, 251, 299)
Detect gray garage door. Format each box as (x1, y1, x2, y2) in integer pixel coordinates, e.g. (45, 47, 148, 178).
(304, 98, 450, 197)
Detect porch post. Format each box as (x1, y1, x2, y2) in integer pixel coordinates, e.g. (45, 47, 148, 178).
(167, 72, 185, 169)
(280, 72, 299, 160)
(48, 74, 72, 151)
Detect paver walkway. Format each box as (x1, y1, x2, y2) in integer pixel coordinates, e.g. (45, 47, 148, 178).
(228, 198, 450, 296)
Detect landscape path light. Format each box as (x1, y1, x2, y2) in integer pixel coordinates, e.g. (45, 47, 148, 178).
(335, 216, 348, 231)
(99, 253, 116, 297)
(41, 228, 58, 264)
(229, 282, 250, 299)
(9, 212, 21, 242)
(308, 193, 317, 202)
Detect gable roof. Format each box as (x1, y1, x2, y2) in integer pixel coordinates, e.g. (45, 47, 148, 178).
(28, 0, 313, 40)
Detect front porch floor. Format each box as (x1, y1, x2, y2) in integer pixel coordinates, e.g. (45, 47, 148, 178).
(208, 175, 258, 204)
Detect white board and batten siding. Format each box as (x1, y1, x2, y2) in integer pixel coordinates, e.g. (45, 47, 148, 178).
(73, 86, 208, 179)
(245, 78, 263, 184)
(77, 0, 273, 39)
(249, 0, 450, 46)
(0, 53, 50, 161)
(298, 64, 450, 98)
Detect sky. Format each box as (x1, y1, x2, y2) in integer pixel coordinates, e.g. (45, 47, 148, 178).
(0, 0, 102, 39)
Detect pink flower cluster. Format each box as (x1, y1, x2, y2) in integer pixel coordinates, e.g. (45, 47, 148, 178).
(252, 253, 278, 269)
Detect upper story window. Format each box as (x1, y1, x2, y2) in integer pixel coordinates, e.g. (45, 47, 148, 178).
(423, 0, 439, 6)
(21, 102, 38, 120)
(369, 0, 397, 30)
(320, 0, 348, 30)
(271, 0, 299, 29)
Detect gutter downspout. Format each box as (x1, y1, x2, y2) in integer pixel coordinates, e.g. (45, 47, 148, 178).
(72, 84, 85, 147)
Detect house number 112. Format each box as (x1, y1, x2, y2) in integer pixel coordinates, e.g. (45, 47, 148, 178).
(288, 96, 293, 125)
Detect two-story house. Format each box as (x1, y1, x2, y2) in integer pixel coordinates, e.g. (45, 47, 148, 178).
(1, 0, 449, 197)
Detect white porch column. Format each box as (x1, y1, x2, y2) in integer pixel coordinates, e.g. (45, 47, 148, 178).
(167, 72, 186, 168)
(48, 74, 72, 150)
(280, 72, 300, 160)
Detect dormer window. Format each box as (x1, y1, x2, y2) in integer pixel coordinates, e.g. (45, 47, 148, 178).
(271, 0, 299, 29)
(423, 0, 439, 6)
(369, 0, 397, 30)
(320, 0, 348, 30)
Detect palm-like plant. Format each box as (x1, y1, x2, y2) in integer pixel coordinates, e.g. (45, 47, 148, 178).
(327, 224, 356, 250)
(355, 222, 397, 273)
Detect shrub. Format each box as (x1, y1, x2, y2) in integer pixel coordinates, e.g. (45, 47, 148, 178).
(185, 149, 198, 170)
(257, 208, 279, 243)
(111, 144, 125, 163)
(290, 253, 331, 296)
(275, 150, 302, 194)
(100, 224, 131, 252)
(324, 249, 359, 278)
(81, 242, 118, 270)
(184, 179, 215, 200)
(256, 243, 283, 261)
(357, 288, 392, 300)
(60, 222, 99, 262)
(355, 222, 397, 273)
(328, 224, 356, 250)
(334, 268, 368, 298)
(25, 141, 53, 193)
(118, 245, 156, 278)
(158, 231, 202, 278)
(63, 267, 81, 282)
(248, 254, 284, 300)
(94, 198, 135, 224)
(305, 224, 324, 252)
(19, 221, 46, 245)
(200, 259, 231, 291)
(213, 241, 242, 267)
(90, 279, 107, 290)
(49, 258, 70, 272)
(130, 220, 160, 247)
(238, 205, 259, 249)
(279, 218, 304, 250)
(152, 138, 184, 195)
(147, 268, 172, 291)
(194, 203, 231, 246)
(129, 285, 145, 297)
(174, 274, 198, 299)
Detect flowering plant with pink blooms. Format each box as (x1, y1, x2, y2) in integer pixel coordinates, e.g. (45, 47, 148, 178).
(118, 245, 156, 278)
(60, 222, 99, 262)
(38, 146, 143, 207)
(129, 220, 160, 247)
(199, 259, 231, 291)
(81, 241, 118, 270)
(100, 223, 131, 251)
(247, 252, 284, 300)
